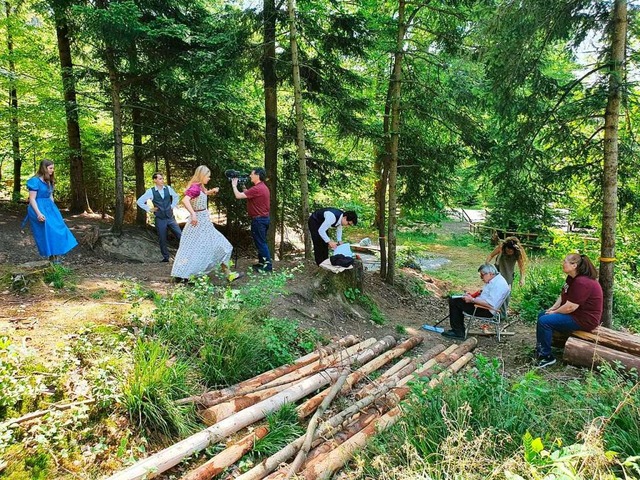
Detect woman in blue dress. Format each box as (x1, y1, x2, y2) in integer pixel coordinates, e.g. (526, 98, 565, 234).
(25, 160, 78, 261)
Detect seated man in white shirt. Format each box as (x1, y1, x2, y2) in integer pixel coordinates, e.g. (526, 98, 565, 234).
(136, 172, 181, 262)
(442, 264, 510, 339)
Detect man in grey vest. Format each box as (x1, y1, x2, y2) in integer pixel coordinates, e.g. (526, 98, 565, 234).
(136, 172, 182, 262)
(308, 208, 358, 265)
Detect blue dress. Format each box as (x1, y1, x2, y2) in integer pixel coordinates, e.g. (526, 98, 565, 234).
(25, 176, 78, 257)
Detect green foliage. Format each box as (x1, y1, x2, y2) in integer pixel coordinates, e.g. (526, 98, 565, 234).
(354, 356, 640, 479)
(261, 318, 322, 365)
(43, 264, 75, 290)
(148, 274, 323, 387)
(253, 404, 303, 457)
(510, 262, 565, 323)
(122, 339, 196, 440)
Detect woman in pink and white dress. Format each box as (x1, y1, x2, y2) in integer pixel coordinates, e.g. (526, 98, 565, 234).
(171, 165, 240, 282)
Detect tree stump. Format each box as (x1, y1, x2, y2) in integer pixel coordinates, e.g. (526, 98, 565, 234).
(312, 259, 364, 296)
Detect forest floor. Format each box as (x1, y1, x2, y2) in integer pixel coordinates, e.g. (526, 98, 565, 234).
(0, 200, 539, 376)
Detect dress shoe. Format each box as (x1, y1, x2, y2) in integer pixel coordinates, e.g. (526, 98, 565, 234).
(441, 329, 465, 340)
(161, 258, 169, 263)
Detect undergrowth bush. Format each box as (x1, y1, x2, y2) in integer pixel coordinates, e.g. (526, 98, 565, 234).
(352, 357, 640, 479)
(146, 273, 323, 387)
(510, 262, 564, 323)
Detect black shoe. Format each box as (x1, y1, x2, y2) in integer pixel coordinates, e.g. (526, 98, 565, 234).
(536, 355, 556, 368)
(441, 329, 465, 340)
(161, 258, 169, 263)
(252, 263, 273, 273)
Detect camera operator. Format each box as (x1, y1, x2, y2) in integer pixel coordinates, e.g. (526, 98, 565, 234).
(231, 167, 273, 272)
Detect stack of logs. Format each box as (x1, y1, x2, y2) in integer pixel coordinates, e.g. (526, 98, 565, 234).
(105, 334, 479, 480)
(553, 326, 640, 371)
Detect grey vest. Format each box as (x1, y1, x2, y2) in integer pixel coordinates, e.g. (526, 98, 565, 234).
(152, 187, 174, 220)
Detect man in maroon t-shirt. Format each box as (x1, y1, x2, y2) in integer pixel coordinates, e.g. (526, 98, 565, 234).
(231, 167, 272, 272)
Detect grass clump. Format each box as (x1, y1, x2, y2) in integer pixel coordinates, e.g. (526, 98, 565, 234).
(122, 339, 196, 440)
(253, 403, 304, 456)
(344, 288, 386, 325)
(43, 264, 75, 289)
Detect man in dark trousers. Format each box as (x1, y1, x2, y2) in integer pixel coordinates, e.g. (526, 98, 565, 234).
(136, 172, 181, 262)
(231, 167, 273, 272)
(308, 208, 358, 265)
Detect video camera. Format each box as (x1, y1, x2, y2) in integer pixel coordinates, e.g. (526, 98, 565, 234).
(224, 169, 250, 185)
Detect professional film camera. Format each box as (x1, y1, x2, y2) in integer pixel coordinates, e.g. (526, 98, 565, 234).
(224, 169, 250, 185)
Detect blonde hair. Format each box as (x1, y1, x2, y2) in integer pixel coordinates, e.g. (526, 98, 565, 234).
(186, 165, 210, 189)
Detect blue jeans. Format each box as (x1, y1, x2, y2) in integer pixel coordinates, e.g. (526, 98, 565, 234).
(251, 216, 272, 268)
(536, 311, 582, 357)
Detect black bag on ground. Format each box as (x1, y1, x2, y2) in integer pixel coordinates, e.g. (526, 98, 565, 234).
(330, 254, 354, 267)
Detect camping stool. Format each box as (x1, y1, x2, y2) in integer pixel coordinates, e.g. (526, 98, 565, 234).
(463, 292, 510, 342)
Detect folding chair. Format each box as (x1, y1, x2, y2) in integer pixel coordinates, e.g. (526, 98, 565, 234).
(463, 289, 511, 342)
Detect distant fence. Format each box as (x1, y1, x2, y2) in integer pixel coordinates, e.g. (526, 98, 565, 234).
(469, 222, 599, 249)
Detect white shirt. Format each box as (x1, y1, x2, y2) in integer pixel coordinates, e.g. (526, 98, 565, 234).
(318, 211, 343, 243)
(136, 185, 180, 213)
(478, 274, 510, 312)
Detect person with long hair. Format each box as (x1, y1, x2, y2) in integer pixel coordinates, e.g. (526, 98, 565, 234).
(23, 160, 78, 262)
(171, 165, 240, 282)
(535, 253, 603, 368)
(486, 236, 528, 287)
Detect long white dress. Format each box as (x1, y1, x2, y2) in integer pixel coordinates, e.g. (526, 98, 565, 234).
(171, 189, 232, 279)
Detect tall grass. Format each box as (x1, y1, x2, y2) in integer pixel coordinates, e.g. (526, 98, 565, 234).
(122, 339, 197, 440)
(351, 357, 640, 479)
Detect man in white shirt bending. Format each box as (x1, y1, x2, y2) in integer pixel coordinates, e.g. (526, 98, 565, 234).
(307, 208, 358, 265)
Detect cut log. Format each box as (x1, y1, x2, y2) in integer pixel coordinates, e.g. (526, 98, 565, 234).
(356, 343, 455, 400)
(180, 425, 270, 480)
(296, 336, 420, 418)
(105, 368, 344, 480)
(563, 337, 640, 372)
(177, 335, 358, 406)
(200, 380, 303, 426)
(285, 368, 351, 478)
(553, 326, 640, 357)
(260, 338, 377, 389)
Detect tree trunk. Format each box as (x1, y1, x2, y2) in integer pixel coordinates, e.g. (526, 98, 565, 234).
(563, 336, 640, 372)
(55, 14, 88, 213)
(6, 1, 21, 202)
(377, 82, 393, 280)
(132, 91, 146, 226)
(107, 62, 125, 235)
(600, 0, 626, 328)
(263, 0, 278, 257)
(287, 0, 312, 258)
(385, 0, 407, 285)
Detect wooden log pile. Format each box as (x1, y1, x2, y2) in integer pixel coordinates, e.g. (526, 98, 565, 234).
(552, 326, 640, 371)
(105, 335, 479, 480)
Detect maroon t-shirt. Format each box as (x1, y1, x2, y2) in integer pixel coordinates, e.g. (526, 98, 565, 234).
(244, 181, 270, 218)
(560, 275, 603, 330)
